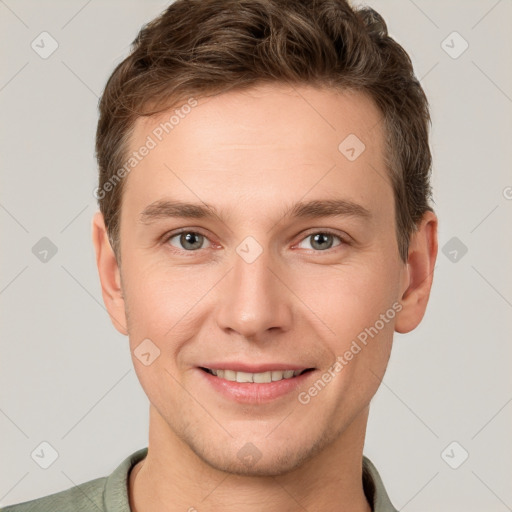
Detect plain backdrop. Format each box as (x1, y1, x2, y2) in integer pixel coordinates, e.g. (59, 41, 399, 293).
(1, 1, 511, 510)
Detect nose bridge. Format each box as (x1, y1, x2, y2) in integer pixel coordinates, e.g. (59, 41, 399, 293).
(215, 238, 291, 337)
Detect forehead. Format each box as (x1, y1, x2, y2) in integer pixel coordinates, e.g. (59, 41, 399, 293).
(122, 84, 389, 219)
(134, 83, 383, 154)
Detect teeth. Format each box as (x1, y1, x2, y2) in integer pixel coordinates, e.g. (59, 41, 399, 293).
(224, 369, 236, 381)
(236, 371, 253, 383)
(207, 368, 303, 382)
(271, 370, 284, 381)
(253, 371, 272, 383)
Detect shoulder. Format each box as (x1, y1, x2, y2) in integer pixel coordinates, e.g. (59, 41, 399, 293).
(1, 447, 148, 512)
(0, 476, 107, 512)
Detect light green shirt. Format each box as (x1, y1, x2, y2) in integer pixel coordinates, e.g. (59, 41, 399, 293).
(1, 448, 398, 511)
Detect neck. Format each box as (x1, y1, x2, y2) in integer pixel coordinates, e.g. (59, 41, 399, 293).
(129, 406, 372, 512)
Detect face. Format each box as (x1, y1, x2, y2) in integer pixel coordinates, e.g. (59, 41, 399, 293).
(108, 84, 411, 475)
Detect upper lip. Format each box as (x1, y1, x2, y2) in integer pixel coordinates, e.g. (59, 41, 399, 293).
(199, 363, 314, 373)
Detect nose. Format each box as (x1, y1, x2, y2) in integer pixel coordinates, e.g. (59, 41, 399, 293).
(215, 242, 293, 340)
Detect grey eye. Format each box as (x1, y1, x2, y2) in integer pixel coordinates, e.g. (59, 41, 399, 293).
(297, 232, 342, 251)
(168, 232, 210, 251)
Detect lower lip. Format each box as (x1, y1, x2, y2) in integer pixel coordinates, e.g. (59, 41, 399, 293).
(197, 368, 315, 404)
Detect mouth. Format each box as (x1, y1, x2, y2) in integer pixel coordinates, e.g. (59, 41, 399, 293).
(199, 367, 314, 383)
(197, 365, 316, 403)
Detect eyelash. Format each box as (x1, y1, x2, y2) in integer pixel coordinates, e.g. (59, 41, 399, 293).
(162, 228, 350, 254)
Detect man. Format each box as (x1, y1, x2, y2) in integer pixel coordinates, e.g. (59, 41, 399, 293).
(2, 0, 437, 510)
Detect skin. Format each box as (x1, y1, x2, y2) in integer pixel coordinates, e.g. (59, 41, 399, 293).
(92, 83, 438, 512)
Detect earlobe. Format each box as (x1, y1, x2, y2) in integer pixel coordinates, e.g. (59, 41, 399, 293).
(91, 211, 128, 335)
(395, 211, 438, 334)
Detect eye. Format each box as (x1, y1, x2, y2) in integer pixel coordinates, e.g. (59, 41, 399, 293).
(296, 231, 345, 251)
(166, 230, 212, 251)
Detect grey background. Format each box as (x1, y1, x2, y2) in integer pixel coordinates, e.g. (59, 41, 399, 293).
(1, 0, 511, 510)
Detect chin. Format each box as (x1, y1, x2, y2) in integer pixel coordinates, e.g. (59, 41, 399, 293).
(187, 429, 333, 477)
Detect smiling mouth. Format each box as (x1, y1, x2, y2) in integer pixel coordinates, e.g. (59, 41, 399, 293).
(199, 367, 314, 383)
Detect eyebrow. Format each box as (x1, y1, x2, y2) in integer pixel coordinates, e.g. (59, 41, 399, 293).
(139, 198, 371, 224)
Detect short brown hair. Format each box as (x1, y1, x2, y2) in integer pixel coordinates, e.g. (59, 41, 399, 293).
(95, 0, 433, 264)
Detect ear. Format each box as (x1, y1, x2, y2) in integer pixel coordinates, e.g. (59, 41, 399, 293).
(395, 210, 438, 334)
(91, 211, 128, 335)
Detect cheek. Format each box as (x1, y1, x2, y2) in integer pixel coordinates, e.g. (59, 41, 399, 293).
(294, 263, 399, 413)
(122, 259, 207, 335)
(121, 259, 225, 382)
(122, 264, 194, 406)
(291, 258, 401, 344)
